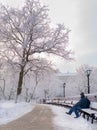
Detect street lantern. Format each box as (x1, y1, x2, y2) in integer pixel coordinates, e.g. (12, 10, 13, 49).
(63, 83, 66, 97)
(85, 69, 92, 94)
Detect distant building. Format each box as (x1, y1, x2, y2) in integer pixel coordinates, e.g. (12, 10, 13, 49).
(57, 72, 80, 97)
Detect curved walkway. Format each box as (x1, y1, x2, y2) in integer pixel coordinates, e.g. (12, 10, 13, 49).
(0, 105, 54, 130)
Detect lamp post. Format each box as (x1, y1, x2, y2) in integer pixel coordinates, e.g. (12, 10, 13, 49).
(44, 89, 48, 99)
(85, 69, 92, 94)
(63, 83, 66, 97)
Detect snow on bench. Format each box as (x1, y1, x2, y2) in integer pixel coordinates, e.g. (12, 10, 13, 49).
(80, 102, 97, 124)
(45, 99, 78, 108)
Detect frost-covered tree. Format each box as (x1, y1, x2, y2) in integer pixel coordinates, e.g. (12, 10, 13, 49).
(0, 0, 72, 98)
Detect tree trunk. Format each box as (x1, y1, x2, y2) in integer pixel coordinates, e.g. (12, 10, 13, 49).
(17, 66, 24, 96)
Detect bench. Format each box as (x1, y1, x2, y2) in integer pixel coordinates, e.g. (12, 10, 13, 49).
(79, 102, 97, 123)
(46, 99, 97, 123)
(63, 100, 97, 124)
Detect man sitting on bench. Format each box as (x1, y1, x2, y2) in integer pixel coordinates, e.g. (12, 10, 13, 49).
(66, 92, 90, 118)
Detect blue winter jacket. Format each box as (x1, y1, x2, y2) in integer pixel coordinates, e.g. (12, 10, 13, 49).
(74, 96, 90, 109)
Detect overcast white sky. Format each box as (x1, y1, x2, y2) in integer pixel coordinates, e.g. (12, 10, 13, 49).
(1, 0, 97, 73)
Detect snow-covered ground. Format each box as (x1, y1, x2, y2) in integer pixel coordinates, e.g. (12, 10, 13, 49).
(0, 100, 35, 125)
(0, 101, 97, 130)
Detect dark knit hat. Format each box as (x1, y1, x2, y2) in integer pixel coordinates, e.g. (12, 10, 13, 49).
(80, 92, 84, 96)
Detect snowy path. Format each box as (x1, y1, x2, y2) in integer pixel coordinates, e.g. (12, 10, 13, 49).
(0, 105, 54, 130)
